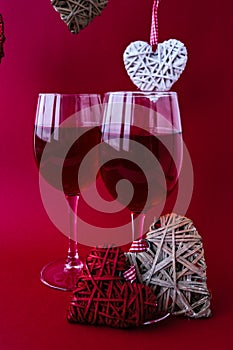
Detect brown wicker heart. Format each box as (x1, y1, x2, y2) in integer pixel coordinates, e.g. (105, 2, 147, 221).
(51, 0, 108, 34)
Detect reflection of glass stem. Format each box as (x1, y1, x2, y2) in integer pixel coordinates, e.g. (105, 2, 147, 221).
(131, 212, 146, 241)
(65, 195, 82, 270)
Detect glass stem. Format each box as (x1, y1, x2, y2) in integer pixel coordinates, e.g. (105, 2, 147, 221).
(131, 212, 146, 242)
(65, 195, 81, 269)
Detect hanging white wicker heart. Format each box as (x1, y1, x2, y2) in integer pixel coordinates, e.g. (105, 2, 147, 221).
(123, 39, 188, 91)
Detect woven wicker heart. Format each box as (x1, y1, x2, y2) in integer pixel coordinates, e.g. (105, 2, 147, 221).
(68, 247, 157, 328)
(123, 39, 188, 91)
(51, 0, 108, 34)
(126, 213, 211, 319)
(0, 14, 5, 62)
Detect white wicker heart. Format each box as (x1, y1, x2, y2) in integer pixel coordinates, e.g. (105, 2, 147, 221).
(123, 39, 188, 91)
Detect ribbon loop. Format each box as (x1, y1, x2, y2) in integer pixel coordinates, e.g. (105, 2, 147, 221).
(150, 0, 160, 46)
(123, 265, 137, 283)
(129, 239, 149, 253)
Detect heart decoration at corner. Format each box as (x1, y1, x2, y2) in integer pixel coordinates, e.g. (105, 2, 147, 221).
(123, 0, 188, 91)
(51, 0, 108, 34)
(0, 14, 5, 62)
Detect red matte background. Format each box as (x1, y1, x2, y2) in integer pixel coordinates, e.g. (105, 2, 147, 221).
(0, 0, 232, 349)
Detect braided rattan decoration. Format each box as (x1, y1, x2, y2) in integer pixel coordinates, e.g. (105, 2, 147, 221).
(126, 214, 211, 318)
(123, 39, 188, 91)
(68, 247, 157, 328)
(0, 14, 5, 62)
(51, 0, 108, 34)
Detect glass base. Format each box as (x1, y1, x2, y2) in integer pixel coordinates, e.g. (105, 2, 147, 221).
(40, 258, 83, 291)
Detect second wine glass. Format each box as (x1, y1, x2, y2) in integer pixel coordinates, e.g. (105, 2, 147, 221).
(100, 91, 183, 242)
(34, 93, 102, 291)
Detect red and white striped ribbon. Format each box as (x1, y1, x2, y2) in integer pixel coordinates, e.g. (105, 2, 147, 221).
(150, 0, 160, 46)
(129, 239, 149, 253)
(123, 265, 137, 283)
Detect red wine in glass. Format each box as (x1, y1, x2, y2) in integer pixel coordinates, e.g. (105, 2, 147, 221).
(35, 126, 101, 195)
(34, 93, 102, 291)
(100, 92, 183, 241)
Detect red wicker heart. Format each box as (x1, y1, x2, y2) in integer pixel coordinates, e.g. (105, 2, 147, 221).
(67, 247, 157, 328)
(51, 0, 108, 34)
(0, 14, 5, 62)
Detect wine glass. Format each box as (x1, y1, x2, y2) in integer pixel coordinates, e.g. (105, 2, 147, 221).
(34, 93, 102, 291)
(100, 91, 183, 242)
